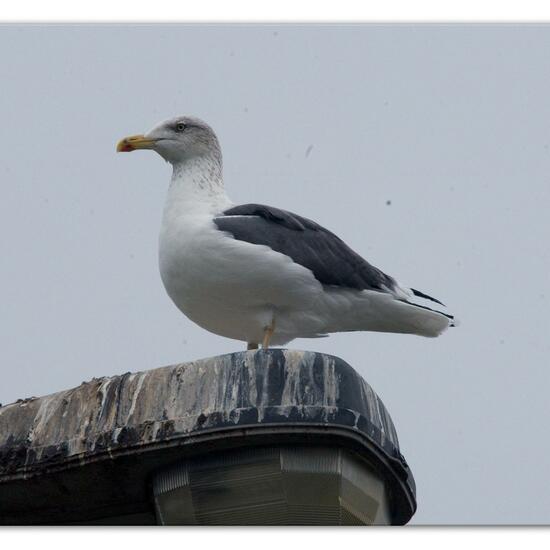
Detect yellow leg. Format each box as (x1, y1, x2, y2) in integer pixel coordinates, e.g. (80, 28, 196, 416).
(247, 342, 258, 350)
(262, 321, 276, 349)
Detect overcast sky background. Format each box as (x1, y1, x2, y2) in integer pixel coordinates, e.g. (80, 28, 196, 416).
(1, 24, 549, 525)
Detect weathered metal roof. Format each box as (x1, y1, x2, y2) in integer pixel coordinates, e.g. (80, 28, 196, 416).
(0, 349, 416, 524)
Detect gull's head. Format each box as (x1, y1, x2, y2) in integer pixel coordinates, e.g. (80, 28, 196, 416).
(116, 115, 221, 165)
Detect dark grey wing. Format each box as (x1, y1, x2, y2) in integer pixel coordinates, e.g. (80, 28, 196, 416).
(214, 203, 398, 293)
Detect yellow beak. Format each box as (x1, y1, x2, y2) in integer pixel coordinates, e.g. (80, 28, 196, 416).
(116, 134, 157, 152)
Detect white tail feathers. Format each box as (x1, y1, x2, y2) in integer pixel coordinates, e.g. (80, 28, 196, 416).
(322, 285, 456, 338)
(399, 286, 456, 337)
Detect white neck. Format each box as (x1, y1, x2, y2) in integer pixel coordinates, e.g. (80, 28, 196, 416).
(165, 154, 231, 216)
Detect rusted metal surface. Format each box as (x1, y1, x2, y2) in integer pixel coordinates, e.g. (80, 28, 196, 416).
(0, 350, 416, 524)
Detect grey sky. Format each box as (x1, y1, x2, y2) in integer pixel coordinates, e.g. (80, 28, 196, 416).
(1, 24, 549, 524)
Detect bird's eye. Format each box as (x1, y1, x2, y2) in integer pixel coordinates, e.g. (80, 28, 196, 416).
(175, 122, 186, 132)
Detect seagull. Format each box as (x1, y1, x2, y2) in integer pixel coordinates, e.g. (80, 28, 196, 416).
(117, 116, 455, 350)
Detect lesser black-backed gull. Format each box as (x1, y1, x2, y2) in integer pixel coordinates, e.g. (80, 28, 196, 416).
(117, 116, 455, 349)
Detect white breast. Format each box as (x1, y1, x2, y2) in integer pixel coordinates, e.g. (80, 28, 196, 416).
(157, 159, 332, 344)
(160, 206, 330, 343)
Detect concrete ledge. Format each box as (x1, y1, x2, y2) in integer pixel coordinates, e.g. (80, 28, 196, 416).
(0, 349, 416, 524)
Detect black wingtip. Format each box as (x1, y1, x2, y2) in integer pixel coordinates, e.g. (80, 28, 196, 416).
(410, 287, 446, 307)
(405, 300, 455, 321)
